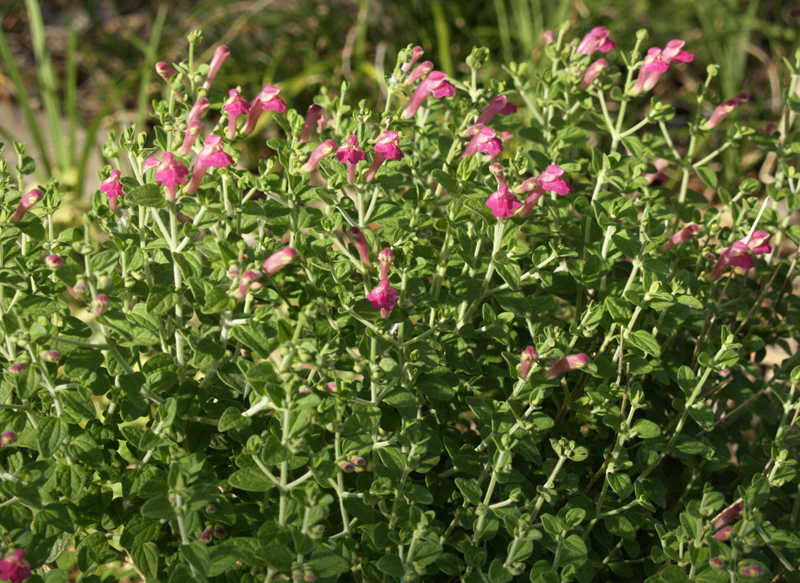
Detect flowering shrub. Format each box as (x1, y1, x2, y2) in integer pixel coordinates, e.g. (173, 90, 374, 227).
(0, 24, 799, 583)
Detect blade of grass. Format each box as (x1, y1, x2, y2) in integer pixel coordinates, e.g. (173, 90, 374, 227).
(431, 0, 454, 76)
(492, 0, 513, 65)
(136, 5, 168, 132)
(66, 25, 77, 170)
(510, 0, 535, 57)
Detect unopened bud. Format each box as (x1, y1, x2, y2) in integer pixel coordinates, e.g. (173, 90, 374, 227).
(489, 163, 506, 184)
(340, 461, 355, 473)
(349, 227, 371, 268)
(714, 502, 744, 529)
(214, 525, 226, 538)
(7, 362, 28, 375)
(378, 248, 394, 279)
(200, 527, 213, 543)
(40, 350, 61, 363)
(45, 254, 66, 270)
(325, 382, 337, 392)
(92, 294, 109, 315)
(709, 558, 725, 569)
(205, 505, 217, 514)
(11, 188, 44, 223)
(156, 61, 177, 83)
(263, 248, 297, 276)
(520, 346, 538, 379)
(713, 526, 734, 541)
(227, 265, 240, 279)
(739, 565, 763, 578)
(352, 456, 367, 468)
(0, 431, 17, 448)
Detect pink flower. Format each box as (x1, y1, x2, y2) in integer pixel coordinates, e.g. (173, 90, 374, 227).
(200, 527, 214, 543)
(581, 59, 608, 89)
(713, 526, 734, 541)
(538, 165, 572, 195)
(401, 45, 424, 73)
(714, 502, 744, 529)
(336, 136, 367, 183)
(304, 140, 337, 173)
(45, 254, 66, 270)
(155, 61, 176, 84)
(486, 184, 521, 220)
(144, 153, 190, 201)
(517, 185, 544, 218)
(11, 188, 43, 223)
(663, 224, 699, 251)
(234, 270, 262, 301)
(704, 93, 747, 130)
(366, 131, 403, 182)
(366, 279, 399, 318)
(708, 231, 771, 281)
(520, 346, 538, 379)
(0, 431, 17, 448)
(402, 71, 456, 119)
(243, 86, 287, 135)
(543, 30, 554, 44)
(92, 294, 109, 315)
(203, 45, 230, 90)
(576, 26, 616, 55)
(187, 97, 210, 127)
(7, 363, 28, 375)
(739, 565, 763, 578)
(263, 247, 297, 276)
(406, 61, 434, 85)
(476, 95, 518, 126)
(378, 248, 394, 279)
(186, 135, 234, 195)
(300, 104, 324, 143)
(644, 158, 669, 184)
(349, 227, 371, 267)
(709, 558, 725, 570)
(40, 350, 60, 362)
(632, 40, 694, 95)
(0, 549, 31, 583)
(463, 125, 504, 158)
(178, 120, 204, 156)
(223, 89, 251, 139)
(100, 170, 125, 211)
(545, 354, 589, 379)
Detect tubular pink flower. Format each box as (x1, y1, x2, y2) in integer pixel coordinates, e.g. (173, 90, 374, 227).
(545, 354, 589, 379)
(704, 93, 747, 129)
(486, 184, 521, 220)
(336, 136, 367, 183)
(708, 231, 771, 281)
(714, 502, 744, 529)
(632, 40, 694, 95)
(45, 254, 66, 270)
(517, 185, 544, 218)
(576, 26, 616, 55)
(203, 45, 230, 90)
(69, 280, 88, 298)
(0, 549, 31, 583)
(155, 61, 176, 84)
(178, 120, 204, 156)
(402, 71, 455, 119)
(744, 230, 772, 255)
(644, 158, 669, 184)
(100, 170, 125, 211)
(11, 188, 43, 223)
(349, 227, 371, 267)
(7, 362, 28, 375)
(234, 270, 262, 301)
(0, 431, 17, 448)
(538, 165, 572, 195)
(92, 294, 109, 315)
(406, 61, 434, 85)
(223, 89, 251, 139)
(243, 86, 287, 135)
(366, 279, 399, 318)
(581, 59, 608, 89)
(263, 247, 297, 276)
(520, 346, 538, 379)
(304, 140, 337, 172)
(401, 45, 424, 73)
(739, 566, 763, 578)
(463, 125, 504, 158)
(663, 224, 699, 251)
(476, 95, 518, 126)
(186, 135, 234, 195)
(366, 131, 403, 182)
(187, 97, 210, 127)
(300, 104, 324, 142)
(713, 526, 734, 541)
(378, 248, 394, 279)
(144, 152, 190, 201)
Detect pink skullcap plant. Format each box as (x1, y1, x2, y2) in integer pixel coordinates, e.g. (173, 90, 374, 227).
(401, 45, 424, 73)
(708, 230, 771, 281)
(516, 165, 571, 217)
(234, 270, 262, 301)
(156, 61, 176, 84)
(203, 45, 229, 90)
(186, 135, 234, 195)
(704, 93, 747, 129)
(243, 86, 287, 134)
(713, 502, 744, 529)
(402, 71, 455, 118)
(187, 97, 210, 127)
(223, 89, 251, 139)
(304, 140, 337, 173)
(378, 248, 394, 279)
(11, 188, 43, 223)
(581, 59, 608, 89)
(366, 279, 399, 318)
(463, 125, 504, 158)
(41, 349, 60, 362)
(713, 526, 734, 541)
(644, 158, 669, 184)
(0, 430, 17, 448)
(92, 294, 109, 316)
(738, 566, 764, 578)
(406, 61, 434, 85)
(336, 136, 367, 183)
(263, 247, 297, 276)
(100, 170, 125, 211)
(631, 40, 694, 95)
(144, 152, 190, 201)
(520, 346, 538, 379)
(366, 131, 403, 182)
(708, 558, 725, 570)
(486, 184, 520, 220)
(0, 549, 31, 583)
(45, 254, 66, 270)
(7, 362, 28, 375)
(545, 354, 589, 379)
(663, 224, 699, 251)
(300, 104, 324, 142)
(476, 95, 518, 126)
(576, 26, 616, 55)
(178, 120, 204, 156)
(349, 227, 371, 267)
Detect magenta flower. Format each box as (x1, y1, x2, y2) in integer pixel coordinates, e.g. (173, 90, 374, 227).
(401, 45, 424, 73)
(545, 354, 589, 379)
(520, 346, 538, 379)
(223, 89, 251, 139)
(663, 224, 699, 251)
(517, 185, 544, 218)
(739, 565, 764, 578)
(713, 526, 734, 541)
(0, 431, 17, 448)
(263, 247, 297, 276)
(366, 131, 403, 182)
(144, 152, 190, 201)
(708, 558, 725, 570)
(576, 26, 616, 55)
(581, 59, 608, 89)
(406, 61, 434, 85)
(11, 188, 43, 223)
(186, 135, 234, 195)
(632, 40, 694, 95)
(476, 95, 518, 126)
(708, 231, 771, 281)
(0, 549, 31, 583)
(242, 86, 287, 135)
(234, 269, 262, 301)
(156, 61, 176, 84)
(704, 93, 747, 130)
(178, 120, 204, 157)
(644, 158, 669, 184)
(402, 71, 455, 119)
(203, 45, 230, 90)
(336, 136, 367, 183)
(463, 125, 504, 158)
(187, 97, 210, 127)
(45, 254, 66, 270)
(100, 170, 125, 211)
(349, 227, 371, 267)
(40, 349, 61, 362)
(7, 363, 27, 375)
(304, 140, 337, 173)
(714, 502, 744, 529)
(538, 165, 572, 195)
(366, 279, 399, 318)
(378, 248, 394, 279)
(300, 104, 324, 142)
(486, 184, 521, 220)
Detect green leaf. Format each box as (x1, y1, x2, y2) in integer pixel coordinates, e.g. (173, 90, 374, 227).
(625, 330, 661, 357)
(560, 534, 588, 564)
(309, 550, 350, 578)
(630, 419, 661, 439)
(676, 366, 695, 396)
(416, 370, 458, 400)
(128, 184, 167, 208)
(180, 541, 210, 578)
(377, 554, 403, 578)
(131, 542, 159, 581)
(145, 286, 178, 316)
(488, 559, 513, 583)
(218, 406, 250, 432)
(604, 514, 636, 539)
(494, 259, 521, 290)
(207, 544, 239, 577)
(660, 565, 689, 583)
(455, 478, 482, 505)
(120, 517, 161, 550)
(608, 473, 633, 498)
(17, 296, 62, 317)
(695, 166, 718, 190)
(141, 496, 173, 519)
(202, 285, 234, 314)
(687, 402, 715, 431)
(228, 467, 276, 492)
(37, 417, 68, 458)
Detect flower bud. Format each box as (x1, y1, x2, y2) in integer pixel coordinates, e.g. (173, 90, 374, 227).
(40, 350, 61, 363)
(300, 104, 324, 143)
(714, 502, 743, 529)
(200, 527, 213, 543)
(45, 254, 66, 270)
(0, 431, 18, 448)
(156, 61, 176, 83)
(214, 525, 226, 538)
(11, 188, 44, 223)
(709, 558, 725, 570)
(205, 505, 217, 514)
(713, 526, 734, 541)
(348, 227, 371, 268)
(263, 248, 297, 276)
(92, 294, 109, 315)
(340, 461, 355, 473)
(203, 45, 230, 90)
(352, 456, 367, 468)
(520, 346, 538, 379)
(378, 248, 394, 279)
(489, 163, 506, 184)
(7, 362, 28, 375)
(739, 565, 763, 578)
(325, 382, 337, 392)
